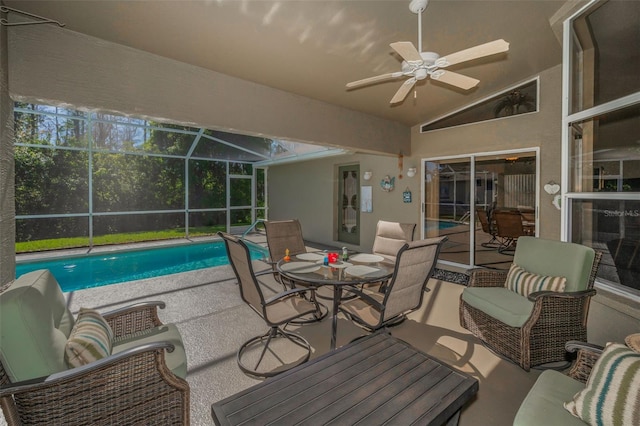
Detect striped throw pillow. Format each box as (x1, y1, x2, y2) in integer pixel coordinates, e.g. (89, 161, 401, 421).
(505, 264, 566, 296)
(64, 308, 114, 368)
(564, 342, 640, 426)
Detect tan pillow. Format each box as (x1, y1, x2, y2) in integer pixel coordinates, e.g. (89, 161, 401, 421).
(505, 264, 566, 296)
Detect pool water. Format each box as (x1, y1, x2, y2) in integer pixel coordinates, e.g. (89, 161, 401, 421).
(16, 241, 268, 292)
(425, 220, 462, 232)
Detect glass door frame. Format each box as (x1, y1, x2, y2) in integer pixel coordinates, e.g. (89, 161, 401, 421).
(420, 147, 540, 269)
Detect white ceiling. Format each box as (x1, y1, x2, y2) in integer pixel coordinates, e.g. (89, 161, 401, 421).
(4, 0, 570, 128)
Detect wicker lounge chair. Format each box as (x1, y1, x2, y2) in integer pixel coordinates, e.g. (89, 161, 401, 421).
(0, 269, 190, 425)
(339, 236, 447, 331)
(219, 232, 318, 377)
(459, 236, 602, 371)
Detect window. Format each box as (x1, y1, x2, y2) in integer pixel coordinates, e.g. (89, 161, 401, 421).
(564, 0, 640, 296)
(421, 79, 538, 132)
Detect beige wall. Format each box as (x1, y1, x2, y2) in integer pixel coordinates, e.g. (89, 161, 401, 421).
(268, 152, 421, 252)
(7, 24, 409, 156)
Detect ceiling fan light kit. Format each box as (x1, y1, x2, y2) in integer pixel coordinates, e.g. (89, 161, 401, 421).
(346, 0, 510, 105)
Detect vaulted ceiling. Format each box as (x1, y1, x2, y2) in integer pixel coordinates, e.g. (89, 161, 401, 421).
(4, 0, 573, 128)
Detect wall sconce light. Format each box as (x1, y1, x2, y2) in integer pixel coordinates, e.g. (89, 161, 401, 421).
(363, 171, 372, 181)
(406, 167, 417, 178)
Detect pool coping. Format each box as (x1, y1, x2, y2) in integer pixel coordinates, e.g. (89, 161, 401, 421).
(16, 235, 268, 263)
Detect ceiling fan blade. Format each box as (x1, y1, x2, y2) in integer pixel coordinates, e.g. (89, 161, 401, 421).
(390, 78, 417, 104)
(437, 39, 509, 68)
(390, 41, 423, 63)
(431, 70, 479, 90)
(346, 72, 403, 89)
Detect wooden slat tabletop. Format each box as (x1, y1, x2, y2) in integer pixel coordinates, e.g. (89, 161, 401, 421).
(212, 331, 478, 426)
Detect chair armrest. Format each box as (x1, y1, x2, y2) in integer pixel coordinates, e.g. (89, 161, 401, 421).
(467, 268, 508, 288)
(263, 288, 310, 306)
(0, 342, 189, 424)
(565, 341, 604, 384)
(341, 286, 385, 311)
(0, 342, 176, 394)
(527, 288, 597, 302)
(102, 301, 165, 337)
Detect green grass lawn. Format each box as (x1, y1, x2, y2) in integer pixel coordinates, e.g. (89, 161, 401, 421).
(16, 226, 228, 253)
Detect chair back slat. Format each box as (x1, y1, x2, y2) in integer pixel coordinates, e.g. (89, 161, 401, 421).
(372, 220, 416, 263)
(264, 219, 307, 261)
(494, 210, 525, 239)
(218, 232, 265, 313)
(382, 236, 447, 319)
(476, 208, 494, 234)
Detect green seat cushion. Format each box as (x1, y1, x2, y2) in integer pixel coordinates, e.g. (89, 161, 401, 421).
(112, 323, 187, 379)
(514, 370, 586, 426)
(461, 287, 534, 328)
(565, 343, 640, 426)
(514, 237, 596, 292)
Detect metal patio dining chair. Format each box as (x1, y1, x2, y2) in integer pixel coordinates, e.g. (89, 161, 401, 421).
(494, 210, 526, 253)
(264, 219, 332, 311)
(371, 220, 417, 264)
(476, 207, 502, 248)
(339, 236, 447, 332)
(218, 232, 318, 377)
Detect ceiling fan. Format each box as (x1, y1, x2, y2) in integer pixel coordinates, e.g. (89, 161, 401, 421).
(346, 0, 509, 104)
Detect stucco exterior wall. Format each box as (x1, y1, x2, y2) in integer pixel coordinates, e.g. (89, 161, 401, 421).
(7, 24, 409, 155)
(411, 66, 564, 240)
(268, 153, 420, 252)
(269, 65, 564, 249)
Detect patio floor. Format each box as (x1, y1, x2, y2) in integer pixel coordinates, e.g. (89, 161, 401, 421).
(3, 246, 543, 425)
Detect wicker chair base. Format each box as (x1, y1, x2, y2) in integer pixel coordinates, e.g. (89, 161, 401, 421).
(460, 297, 587, 371)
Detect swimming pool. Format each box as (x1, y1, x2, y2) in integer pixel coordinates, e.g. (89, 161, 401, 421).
(425, 219, 463, 232)
(16, 240, 268, 293)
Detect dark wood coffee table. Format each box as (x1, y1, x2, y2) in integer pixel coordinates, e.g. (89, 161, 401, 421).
(212, 331, 478, 425)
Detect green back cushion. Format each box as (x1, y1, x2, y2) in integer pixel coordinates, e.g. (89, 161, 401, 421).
(65, 308, 114, 368)
(0, 270, 74, 382)
(514, 237, 596, 292)
(564, 343, 640, 425)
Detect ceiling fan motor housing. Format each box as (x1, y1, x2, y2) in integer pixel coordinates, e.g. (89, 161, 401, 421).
(401, 51, 440, 79)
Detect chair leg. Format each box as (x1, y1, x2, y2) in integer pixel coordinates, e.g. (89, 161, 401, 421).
(288, 290, 329, 324)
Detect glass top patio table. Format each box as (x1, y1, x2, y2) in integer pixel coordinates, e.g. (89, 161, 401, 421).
(276, 254, 393, 350)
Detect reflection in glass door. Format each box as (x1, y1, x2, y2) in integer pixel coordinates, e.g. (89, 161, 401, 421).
(424, 150, 538, 270)
(424, 158, 472, 266)
(338, 165, 360, 244)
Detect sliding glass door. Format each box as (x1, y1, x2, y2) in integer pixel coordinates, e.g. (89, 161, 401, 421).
(423, 150, 538, 269)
